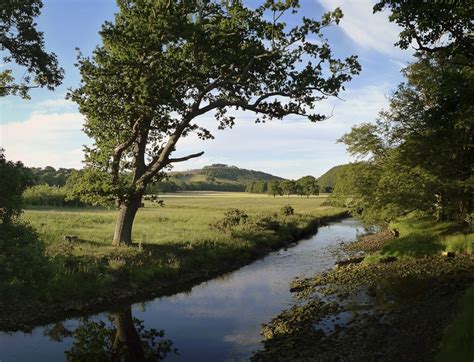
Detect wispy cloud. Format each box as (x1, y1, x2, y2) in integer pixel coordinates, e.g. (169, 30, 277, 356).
(0, 81, 392, 178)
(319, 0, 410, 59)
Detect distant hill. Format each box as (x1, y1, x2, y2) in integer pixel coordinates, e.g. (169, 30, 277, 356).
(170, 164, 285, 185)
(317, 164, 351, 192)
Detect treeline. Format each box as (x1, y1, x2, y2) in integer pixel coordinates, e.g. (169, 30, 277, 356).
(246, 176, 321, 197)
(145, 179, 245, 193)
(332, 15, 473, 224)
(22, 184, 84, 207)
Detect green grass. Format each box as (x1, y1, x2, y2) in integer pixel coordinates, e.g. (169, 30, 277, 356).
(364, 215, 472, 263)
(1, 192, 345, 319)
(437, 285, 474, 362)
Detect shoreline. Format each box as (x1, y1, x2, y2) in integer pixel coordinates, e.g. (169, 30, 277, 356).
(0, 211, 350, 332)
(253, 226, 474, 361)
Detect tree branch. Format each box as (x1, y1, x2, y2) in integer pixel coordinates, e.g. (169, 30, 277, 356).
(167, 151, 204, 164)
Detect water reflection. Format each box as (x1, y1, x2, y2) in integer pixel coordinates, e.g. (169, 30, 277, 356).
(1, 219, 362, 361)
(44, 306, 176, 361)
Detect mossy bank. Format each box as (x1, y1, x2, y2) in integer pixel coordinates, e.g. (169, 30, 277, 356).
(253, 215, 474, 361)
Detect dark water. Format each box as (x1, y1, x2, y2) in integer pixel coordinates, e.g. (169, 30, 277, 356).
(0, 219, 363, 361)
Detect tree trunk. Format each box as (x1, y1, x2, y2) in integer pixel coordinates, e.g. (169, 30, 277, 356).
(113, 199, 141, 246)
(112, 307, 145, 362)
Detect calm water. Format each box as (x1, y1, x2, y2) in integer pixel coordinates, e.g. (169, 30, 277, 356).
(0, 219, 363, 361)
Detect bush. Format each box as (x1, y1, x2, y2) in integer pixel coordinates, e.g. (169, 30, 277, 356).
(0, 222, 52, 298)
(281, 205, 295, 216)
(210, 208, 248, 231)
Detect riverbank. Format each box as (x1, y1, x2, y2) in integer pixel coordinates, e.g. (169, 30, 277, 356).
(0, 194, 348, 331)
(253, 216, 474, 361)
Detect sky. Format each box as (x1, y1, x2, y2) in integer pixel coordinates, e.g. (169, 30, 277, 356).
(0, 0, 413, 179)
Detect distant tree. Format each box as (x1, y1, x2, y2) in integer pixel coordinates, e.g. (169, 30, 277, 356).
(295, 183, 304, 197)
(68, 0, 360, 245)
(0, 149, 34, 223)
(253, 181, 267, 194)
(0, 0, 63, 98)
(298, 176, 319, 198)
(267, 180, 282, 197)
(280, 180, 296, 197)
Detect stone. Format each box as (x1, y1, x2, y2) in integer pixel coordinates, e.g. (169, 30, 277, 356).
(441, 251, 455, 258)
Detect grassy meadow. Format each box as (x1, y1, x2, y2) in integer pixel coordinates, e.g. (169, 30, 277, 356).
(1, 192, 346, 328)
(23, 192, 338, 246)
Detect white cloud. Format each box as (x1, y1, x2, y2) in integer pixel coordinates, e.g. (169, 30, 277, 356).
(35, 97, 77, 113)
(0, 111, 90, 169)
(0, 81, 392, 178)
(170, 82, 392, 178)
(318, 0, 409, 59)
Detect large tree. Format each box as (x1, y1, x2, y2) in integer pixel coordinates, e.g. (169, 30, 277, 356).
(69, 0, 360, 245)
(0, 0, 63, 98)
(335, 50, 473, 223)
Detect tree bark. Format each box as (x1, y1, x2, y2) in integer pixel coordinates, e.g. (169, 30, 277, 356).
(113, 198, 141, 246)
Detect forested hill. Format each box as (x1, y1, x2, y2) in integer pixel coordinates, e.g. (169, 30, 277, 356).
(170, 164, 285, 184)
(316, 164, 351, 193)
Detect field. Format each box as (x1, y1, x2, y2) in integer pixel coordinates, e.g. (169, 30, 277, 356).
(2, 192, 346, 329)
(23, 192, 337, 246)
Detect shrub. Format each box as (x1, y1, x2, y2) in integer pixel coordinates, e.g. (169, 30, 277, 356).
(281, 205, 295, 216)
(210, 208, 248, 231)
(0, 222, 52, 298)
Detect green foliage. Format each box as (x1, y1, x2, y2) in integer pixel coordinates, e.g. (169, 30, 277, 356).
(335, 52, 473, 223)
(267, 180, 282, 197)
(374, 1, 473, 59)
(297, 175, 319, 198)
(316, 164, 350, 193)
(0, 222, 52, 299)
(23, 184, 84, 207)
(67, 0, 359, 223)
(333, 2, 473, 225)
(280, 180, 296, 197)
(28, 166, 76, 186)
(0, 149, 34, 223)
(0, 0, 63, 98)
(437, 285, 474, 362)
(281, 205, 295, 216)
(211, 208, 249, 231)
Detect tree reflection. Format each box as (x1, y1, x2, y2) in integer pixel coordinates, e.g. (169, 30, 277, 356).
(44, 306, 176, 361)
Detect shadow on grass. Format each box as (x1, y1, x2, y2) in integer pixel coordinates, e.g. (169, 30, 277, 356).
(380, 233, 444, 258)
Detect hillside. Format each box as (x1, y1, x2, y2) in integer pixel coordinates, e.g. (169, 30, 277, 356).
(170, 164, 285, 185)
(317, 164, 351, 192)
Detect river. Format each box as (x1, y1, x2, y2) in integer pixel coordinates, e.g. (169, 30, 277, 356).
(0, 218, 363, 361)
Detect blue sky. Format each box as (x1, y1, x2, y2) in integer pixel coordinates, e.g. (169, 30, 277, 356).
(0, 0, 413, 179)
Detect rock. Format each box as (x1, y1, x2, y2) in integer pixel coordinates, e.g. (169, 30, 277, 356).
(335, 257, 365, 269)
(441, 251, 455, 258)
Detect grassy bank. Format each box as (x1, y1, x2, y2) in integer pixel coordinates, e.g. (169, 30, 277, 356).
(253, 215, 474, 361)
(0, 192, 346, 330)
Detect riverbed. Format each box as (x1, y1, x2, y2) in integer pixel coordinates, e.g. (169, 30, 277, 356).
(0, 218, 362, 361)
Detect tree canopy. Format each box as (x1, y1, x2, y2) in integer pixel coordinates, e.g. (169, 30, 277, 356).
(0, 0, 63, 98)
(334, 2, 473, 224)
(69, 0, 360, 245)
